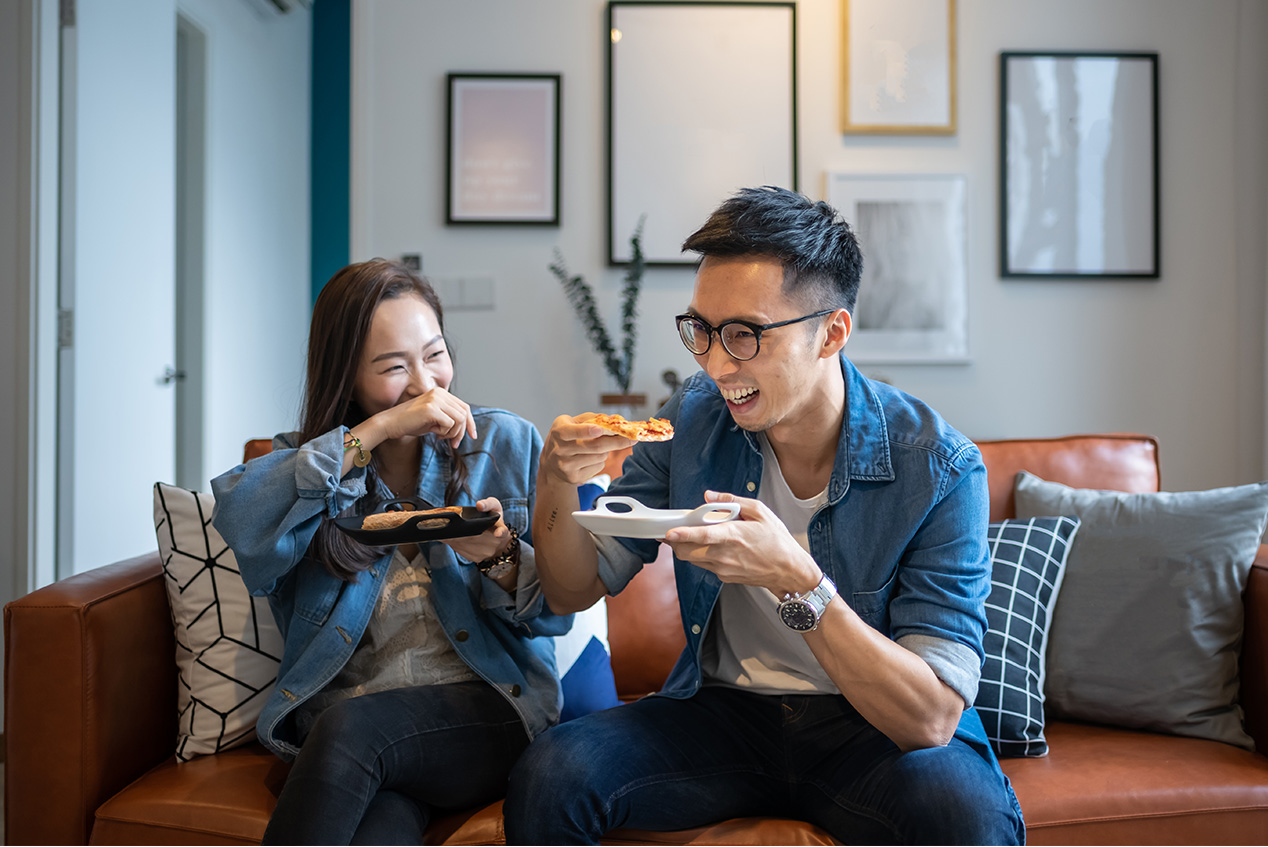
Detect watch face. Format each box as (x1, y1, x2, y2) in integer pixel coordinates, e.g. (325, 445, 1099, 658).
(778, 599, 817, 632)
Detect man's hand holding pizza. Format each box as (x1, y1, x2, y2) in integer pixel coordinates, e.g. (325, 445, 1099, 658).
(540, 413, 673, 486)
(535, 412, 675, 613)
(663, 490, 822, 600)
(540, 414, 634, 486)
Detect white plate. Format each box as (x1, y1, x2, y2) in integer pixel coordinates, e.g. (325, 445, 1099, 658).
(572, 495, 741, 539)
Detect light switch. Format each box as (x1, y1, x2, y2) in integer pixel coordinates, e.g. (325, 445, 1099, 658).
(463, 277, 495, 310)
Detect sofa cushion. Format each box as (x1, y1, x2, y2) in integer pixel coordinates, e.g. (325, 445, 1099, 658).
(1001, 721, 1268, 845)
(92, 743, 282, 844)
(975, 516, 1080, 757)
(153, 483, 285, 761)
(1014, 472, 1268, 749)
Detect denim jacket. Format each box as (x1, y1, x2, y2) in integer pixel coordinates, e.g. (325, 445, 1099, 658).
(210, 407, 570, 760)
(595, 354, 995, 750)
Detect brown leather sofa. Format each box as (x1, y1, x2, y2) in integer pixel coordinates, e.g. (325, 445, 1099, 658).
(7, 433, 1268, 844)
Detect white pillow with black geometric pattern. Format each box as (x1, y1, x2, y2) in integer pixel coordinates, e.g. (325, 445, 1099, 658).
(153, 482, 284, 761)
(974, 516, 1081, 758)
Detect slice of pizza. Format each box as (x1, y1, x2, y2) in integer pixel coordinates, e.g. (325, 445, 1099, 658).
(362, 505, 462, 531)
(590, 413, 675, 442)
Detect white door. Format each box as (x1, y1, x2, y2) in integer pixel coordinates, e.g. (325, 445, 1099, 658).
(61, 0, 177, 575)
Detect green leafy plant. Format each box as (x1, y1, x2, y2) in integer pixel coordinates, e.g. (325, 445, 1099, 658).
(549, 217, 646, 394)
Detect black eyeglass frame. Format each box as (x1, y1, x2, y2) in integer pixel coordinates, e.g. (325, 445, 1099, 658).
(674, 309, 835, 361)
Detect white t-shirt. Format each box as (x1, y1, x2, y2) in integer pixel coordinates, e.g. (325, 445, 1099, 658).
(699, 433, 839, 694)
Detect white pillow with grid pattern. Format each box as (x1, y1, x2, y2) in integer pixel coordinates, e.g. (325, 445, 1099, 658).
(153, 482, 284, 761)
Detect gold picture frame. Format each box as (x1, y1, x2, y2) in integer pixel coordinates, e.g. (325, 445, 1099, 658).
(840, 0, 957, 135)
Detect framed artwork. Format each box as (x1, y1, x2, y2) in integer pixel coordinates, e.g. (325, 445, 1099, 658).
(607, 1, 797, 265)
(827, 173, 969, 363)
(1000, 52, 1159, 278)
(841, 0, 956, 134)
(446, 73, 561, 225)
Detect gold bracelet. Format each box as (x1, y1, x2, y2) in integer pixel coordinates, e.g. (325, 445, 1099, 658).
(344, 432, 371, 467)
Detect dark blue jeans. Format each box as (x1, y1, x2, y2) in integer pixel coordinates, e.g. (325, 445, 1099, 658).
(504, 687, 1024, 845)
(264, 681, 529, 845)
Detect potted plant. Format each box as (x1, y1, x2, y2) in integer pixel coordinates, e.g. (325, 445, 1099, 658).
(549, 218, 647, 410)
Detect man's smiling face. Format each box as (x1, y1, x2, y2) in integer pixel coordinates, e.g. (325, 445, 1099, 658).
(686, 255, 844, 434)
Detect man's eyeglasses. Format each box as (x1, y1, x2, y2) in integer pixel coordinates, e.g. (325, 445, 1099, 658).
(674, 310, 834, 362)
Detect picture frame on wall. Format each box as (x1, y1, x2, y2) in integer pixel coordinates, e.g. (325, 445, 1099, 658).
(1000, 51, 1159, 278)
(608, 1, 797, 265)
(446, 73, 561, 225)
(827, 173, 969, 363)
(841, 0, 956, 135)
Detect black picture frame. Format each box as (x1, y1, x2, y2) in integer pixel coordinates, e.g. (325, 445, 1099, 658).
(446, 73, 561, 226)
(607, 1, 798, 266)
(1000, 51, 1159, 279)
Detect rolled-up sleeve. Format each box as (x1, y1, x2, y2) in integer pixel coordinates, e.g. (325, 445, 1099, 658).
(888, 444, 991, 705)
(898, 633, 981, 707)
(211, 428, 369, 596)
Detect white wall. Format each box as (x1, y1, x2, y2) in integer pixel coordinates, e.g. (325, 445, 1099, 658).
(352, 0, 1268, 494)
(1, 0, 37, 613)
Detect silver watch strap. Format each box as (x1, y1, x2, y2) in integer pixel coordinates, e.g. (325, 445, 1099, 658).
(802, 573, 837, 610)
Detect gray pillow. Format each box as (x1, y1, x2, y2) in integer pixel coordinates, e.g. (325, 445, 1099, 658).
(1014, 471, 1268, 750)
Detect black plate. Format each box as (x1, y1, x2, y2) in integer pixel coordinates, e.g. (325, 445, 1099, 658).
(333, 498, 498, 546)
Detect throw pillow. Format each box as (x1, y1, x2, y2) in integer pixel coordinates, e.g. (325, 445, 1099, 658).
(554, 599, 622, 722)
(153, 482, 284, 761)
(1014, 471, 1268, 750)
(974, 516, 1080, 758)
(552, 471, 623, 721)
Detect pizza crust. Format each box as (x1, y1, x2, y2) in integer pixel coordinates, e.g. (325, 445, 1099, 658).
(590, 414, 675, 442)
(361, 505, 462, 531)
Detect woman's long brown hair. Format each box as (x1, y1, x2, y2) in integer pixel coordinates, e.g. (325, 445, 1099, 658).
(300, 259, 471, 579)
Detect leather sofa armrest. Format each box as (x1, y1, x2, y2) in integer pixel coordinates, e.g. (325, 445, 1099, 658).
(4, 552, 177, 845)
(1241, 545, 1268, 752)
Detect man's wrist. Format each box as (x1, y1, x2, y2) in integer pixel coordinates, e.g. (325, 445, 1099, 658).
(771, 554, 824, 598)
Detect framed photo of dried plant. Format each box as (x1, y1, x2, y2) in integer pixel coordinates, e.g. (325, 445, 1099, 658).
(1000, 51, 1159, 278)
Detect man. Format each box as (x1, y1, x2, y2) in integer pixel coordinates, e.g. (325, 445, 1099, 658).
(505, 187, 1023, 844)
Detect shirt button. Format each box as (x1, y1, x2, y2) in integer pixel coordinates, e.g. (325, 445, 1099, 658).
(405, 566, 414, 576)
(691, 624, 702, 635)
(746, 482, 756, 492)
(510, 684, 522, 697)
(455, 630, 469, 642)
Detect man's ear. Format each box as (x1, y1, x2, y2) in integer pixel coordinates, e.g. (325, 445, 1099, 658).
(822, 308, 851, 358)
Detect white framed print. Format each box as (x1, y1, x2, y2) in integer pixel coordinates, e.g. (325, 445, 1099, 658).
(827, 173, 969, 364)
(607, 1, 797, 265)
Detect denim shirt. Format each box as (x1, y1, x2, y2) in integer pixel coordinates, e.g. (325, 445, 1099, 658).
(210, 407, 571, 760)
(595, 354, 995, 750)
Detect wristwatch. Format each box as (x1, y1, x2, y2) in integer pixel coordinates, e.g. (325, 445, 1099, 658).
(777, 573, 837, 632)
(477, 526, 519, 579)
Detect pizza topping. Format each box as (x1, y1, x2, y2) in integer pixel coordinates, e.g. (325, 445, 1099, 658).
(590, 414, 675, 442)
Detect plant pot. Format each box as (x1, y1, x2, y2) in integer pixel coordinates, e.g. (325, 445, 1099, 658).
(599, 392, 647, 407)
(599, 392, 647, 419)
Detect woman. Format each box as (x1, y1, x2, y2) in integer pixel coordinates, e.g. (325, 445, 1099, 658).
(211, 259, 568, 844)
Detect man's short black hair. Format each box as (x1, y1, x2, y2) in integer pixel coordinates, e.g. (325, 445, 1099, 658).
(681, 185, 864, 313)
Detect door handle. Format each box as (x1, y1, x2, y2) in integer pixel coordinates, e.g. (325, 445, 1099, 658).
(160, 366, 187, 385)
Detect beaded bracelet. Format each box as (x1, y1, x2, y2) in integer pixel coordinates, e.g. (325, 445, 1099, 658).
(343, 432, 371, 467)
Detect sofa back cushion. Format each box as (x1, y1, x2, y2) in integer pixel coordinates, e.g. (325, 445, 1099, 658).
(976, 434, 1160, 520)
